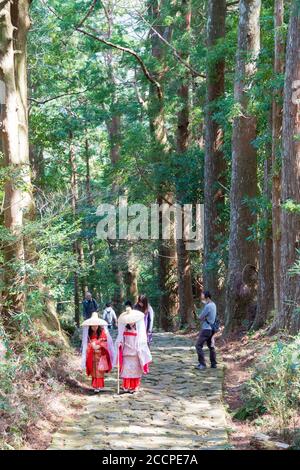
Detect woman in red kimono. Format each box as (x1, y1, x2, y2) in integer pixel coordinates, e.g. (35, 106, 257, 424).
(81, 312, 114, 392)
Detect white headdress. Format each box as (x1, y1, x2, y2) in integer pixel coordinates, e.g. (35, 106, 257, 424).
(81, 311, 107, 327)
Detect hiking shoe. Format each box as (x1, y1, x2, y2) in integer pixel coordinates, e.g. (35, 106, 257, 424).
(195, 364, 207, 370)
(211, 365, 217, 369)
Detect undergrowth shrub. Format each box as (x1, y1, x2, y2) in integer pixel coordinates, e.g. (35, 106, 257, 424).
(234, 335, 300, 437)
(0, 318, 66, 449)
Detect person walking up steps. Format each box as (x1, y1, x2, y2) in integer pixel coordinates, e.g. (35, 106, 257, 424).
(195, 291, 217, 370)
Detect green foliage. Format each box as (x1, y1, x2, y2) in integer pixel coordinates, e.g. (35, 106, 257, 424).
(0, 321, 66, 449)
(20, 338, 57, 372)
(282, 200, 300, 214)
(235, 336, 300, 436)
(290, 250, 300, 277)
(233, 399, 266, 421)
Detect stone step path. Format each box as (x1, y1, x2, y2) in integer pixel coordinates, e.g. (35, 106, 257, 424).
(49, 332, 229, 450)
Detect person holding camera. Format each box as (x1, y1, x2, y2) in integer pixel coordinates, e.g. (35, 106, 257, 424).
(195, 290, 218, 370)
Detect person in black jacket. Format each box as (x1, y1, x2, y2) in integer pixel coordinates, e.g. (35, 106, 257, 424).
(82, 292, 99, 320)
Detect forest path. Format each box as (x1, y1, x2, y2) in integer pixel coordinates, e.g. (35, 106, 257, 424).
(48, 333, 229, 450)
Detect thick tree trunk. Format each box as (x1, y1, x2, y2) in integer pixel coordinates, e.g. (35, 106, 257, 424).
(1, 1, 63, 336)
(276, 1, 300, 333)
(225, 0, 261, 335)
(0, 1, 31, 317)
(148, 0, 178, 331)
(203, 0, 226, 316)
(176, 0, 194, 328)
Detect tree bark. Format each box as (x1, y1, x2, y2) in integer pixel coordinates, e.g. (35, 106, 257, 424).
(125, 244, 138, 303)
(158, 196, 178, 331)
(1, 1, 64, 337)
(272, 0, 285, 320)
(29, 144, 44, 184)
(0, 0, 31, 317)
(108, 240, 125, 314)
(253, 113, 274, 330)
(148, 0, 178, 331)
(225, 0, 261, 335)
(177, 238, 194, 327)
(203, 0, 227, 316)
(175, 0, 194, 328)
(276, 1, 300, 333)
(105, 112, 127, 313)
(69, 132, 81, 326)
(85, 136, 96, 269)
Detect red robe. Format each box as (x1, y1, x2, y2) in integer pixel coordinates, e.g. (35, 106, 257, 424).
(86, 330, 112, 388)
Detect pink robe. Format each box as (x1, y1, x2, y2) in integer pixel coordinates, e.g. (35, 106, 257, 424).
(86, 330, 111, 388)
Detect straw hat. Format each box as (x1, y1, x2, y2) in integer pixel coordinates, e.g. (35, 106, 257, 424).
(81, 312, 108, 327)
(118, 307, 144, 325)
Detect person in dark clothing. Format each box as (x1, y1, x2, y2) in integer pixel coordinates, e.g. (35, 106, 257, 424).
(82, 292, 99, 320)
(195, 291, 217, 370)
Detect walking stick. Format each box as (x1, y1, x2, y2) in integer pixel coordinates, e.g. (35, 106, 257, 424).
(117, 345, 120, 395)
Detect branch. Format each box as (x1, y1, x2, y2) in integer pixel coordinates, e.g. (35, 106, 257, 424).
(40, 0, 63, 20)
(41, 0, 162, 100)
(75, 0, 98, 29)
(134, 11, 206, 79)
(76, 27, 163, 99)
(40, 0, 163, 100)
(29, 88, 89, 105)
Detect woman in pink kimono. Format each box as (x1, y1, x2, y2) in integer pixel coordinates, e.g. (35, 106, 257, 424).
(115, 307, 152, 393)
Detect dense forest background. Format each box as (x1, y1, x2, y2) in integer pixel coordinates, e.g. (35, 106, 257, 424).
(1, 0, 299, 334)
(0, 0, 299, 450)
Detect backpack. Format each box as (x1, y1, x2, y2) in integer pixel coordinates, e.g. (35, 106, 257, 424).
(104, 308, 112, 324)
(206, 316, 220, 334)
